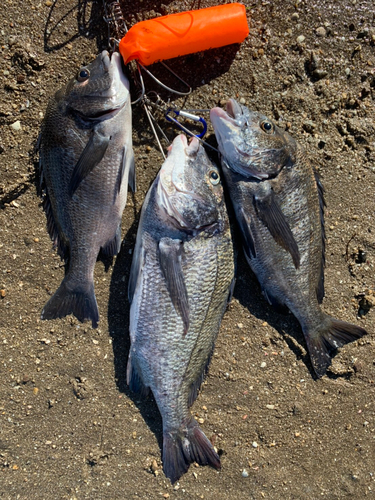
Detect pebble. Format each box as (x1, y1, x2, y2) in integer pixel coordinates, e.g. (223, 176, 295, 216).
(316, 27, 326, 37)
(0, 289, 5, 298)
(252, 441, 258, 448)
(242, 469, 249, 478)
(296, 35, 306, 44)
(239, 97, 246, 104)
(10, 120, 22, 132)
(260, 362, 267, 368)
(266, 404, 275, 410)
(151, 459, 158, 473)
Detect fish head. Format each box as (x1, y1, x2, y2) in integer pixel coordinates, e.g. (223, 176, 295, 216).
(157, 134, 224, 232)
(210, 99, 297, 179)
(61, 51, 130, 120)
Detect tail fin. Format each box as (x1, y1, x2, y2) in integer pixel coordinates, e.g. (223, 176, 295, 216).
(305, 316, 367, 378)
(163, 418, 220, 484)
(41, 277, 99, 328)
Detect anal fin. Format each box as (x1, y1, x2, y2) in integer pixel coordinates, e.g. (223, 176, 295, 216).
(101, 224, 122, 257)
(126, 353, 149, 397)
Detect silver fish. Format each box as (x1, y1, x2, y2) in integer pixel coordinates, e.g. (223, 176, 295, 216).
(210, 99, 366, 378)
(38, 50, 134, 327)
(127, 134, 234, 483)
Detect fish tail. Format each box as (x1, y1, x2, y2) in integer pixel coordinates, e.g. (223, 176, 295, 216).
(162, 418, 220, 484)
(305, 315, 367, 378)
(41, 277, 99, 328)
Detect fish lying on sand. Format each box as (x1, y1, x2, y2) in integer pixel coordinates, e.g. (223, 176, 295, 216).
(210, 99, 367, 378)
(38, 50, 134, 327)
(127, 134, 234, 482)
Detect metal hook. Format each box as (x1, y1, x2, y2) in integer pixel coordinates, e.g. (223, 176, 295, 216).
(165, 109, 208, 139)
(138, 62, 192, 97)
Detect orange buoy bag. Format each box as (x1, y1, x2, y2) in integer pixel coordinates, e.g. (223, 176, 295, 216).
(119, 3, 249, 66)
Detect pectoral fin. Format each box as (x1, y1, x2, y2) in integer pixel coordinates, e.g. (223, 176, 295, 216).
(254, 190, 300, 268)
(69, 131, 110, 197)
(158, 237, 189, 335)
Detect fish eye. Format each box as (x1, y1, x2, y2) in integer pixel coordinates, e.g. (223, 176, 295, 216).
(77, 68, 90, 82)
(260, 120, 274, 133)
(208, 170, 220, 185)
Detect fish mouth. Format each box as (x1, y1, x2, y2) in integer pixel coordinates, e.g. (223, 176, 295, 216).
(158, 135, 210, 230)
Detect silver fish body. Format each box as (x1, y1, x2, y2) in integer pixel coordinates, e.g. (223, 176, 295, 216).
(127, 134, 234, 483)
(38, 51, 134, 327)
(211, 99, 366, 378)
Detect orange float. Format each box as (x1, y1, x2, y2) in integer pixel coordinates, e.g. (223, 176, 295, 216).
(119, 3, 249, 66)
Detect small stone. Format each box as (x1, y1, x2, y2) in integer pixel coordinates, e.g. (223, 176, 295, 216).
(296, 35, 306, 44)
(316, 26, 326, 37)
(239, 97, 246, 104)
(353, 360, 363, 373)
(345, 68, 351, 76)
(163, 494, 170, 499)
(291, 12, 299, 21)
(252, 441, 258, 448)
(45, 0, 52, 5)
(242, 469, 249, 478)
(266, 404, 275, 410)
(303, 120, 316, 133)
(294, 432, 301, 437)
(260, 362, 267, 368)
(10, 120, 22, 131)
(150, 459, 158, 473)
(33, 387, 39, 395)
(0, 289, 5, 298)
(197, 418, 205, 424)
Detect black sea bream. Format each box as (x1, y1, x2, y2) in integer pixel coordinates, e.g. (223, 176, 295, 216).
(211, 99, 366, 378)
(38, 51, 134, 327)
(127, 135, 234, 482)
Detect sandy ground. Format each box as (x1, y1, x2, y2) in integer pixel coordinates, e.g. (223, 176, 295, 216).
(0, 0, 374, 498)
